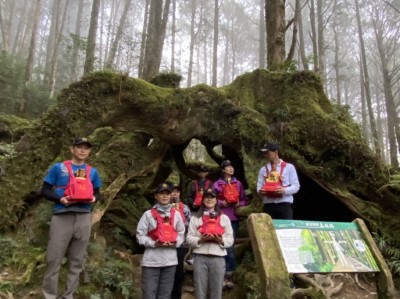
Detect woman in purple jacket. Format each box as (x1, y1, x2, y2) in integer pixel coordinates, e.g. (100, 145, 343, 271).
(212, 160, 248, 289)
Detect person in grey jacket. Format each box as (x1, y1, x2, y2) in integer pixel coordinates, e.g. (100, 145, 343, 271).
(186, 188, 234, 299)
(136, 183, 185, 299)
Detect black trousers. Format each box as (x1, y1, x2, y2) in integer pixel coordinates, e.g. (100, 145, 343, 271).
(263, 202, 293, 220)
(171, 246, 186, 299)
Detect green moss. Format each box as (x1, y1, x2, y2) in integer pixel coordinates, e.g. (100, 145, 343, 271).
(0, 114, 31, 142)
(1, 69, 400, 296)
(150, 72, 183, 88)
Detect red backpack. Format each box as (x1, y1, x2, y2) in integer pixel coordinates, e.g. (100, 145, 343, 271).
(261, 162, 286, 198)
(198, 214, 225, 236)
(173, 202, 186, 224)
(193, 180, 212, 206)
(219, 181, 239, 204)
(63, 160, 94, 201)
(148, 208, 178, 243)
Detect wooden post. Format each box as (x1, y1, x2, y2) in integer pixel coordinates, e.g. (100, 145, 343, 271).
(354, 218, 396, 299)
(247, 213, 291, 299)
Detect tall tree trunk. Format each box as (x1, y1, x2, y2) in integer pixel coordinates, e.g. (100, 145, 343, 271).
(309, 0, 318, 72)
(222, 34, 229, 85)
(99, 0, 105, 67)
(203, 38, 208, 83)
(286, 0, 300, 62)
(104, 0, 120, 68)
(138, 0, 150, 78)
(170, 0, 176, 72)
(6, 0, 14, 51)
(24, 0, 41, 82)
(343, 78, 349, 106)
(259, 0, 266, 69)
(231, 25, 237, 82)
(265, 0, 286, 70)
(195, 43, 200, 83)
(106, 0, 132, 69)
(70, 0, 84, 82)
(297, 0, 308, 70)
(11, 3, 28, 55)
(0, 0, 15, 52)
(187, 0, 198, 87)
(21, 0, 41, 114)
(354, 0, 381, 158)
(43, 0, 58, 85)
(359, 57, 369, 142)
(374, 22, 399, 166)
(84, 0, 101, 74)
(333, 19, 341, 105)
(212, 0, 219, 86)
(142, 0, 171, 80)
(375, 91, 388, 164)
(0, 4, 8, 51)
(316, 0, 325, 84)
(156, 0, 171, 70)
(49, 0, 70, 98)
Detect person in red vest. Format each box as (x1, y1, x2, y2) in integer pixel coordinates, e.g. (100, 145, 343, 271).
(186, 188, 234, 299)
(136, 183, 185, 299)
(187, 165, 213, 212)
(257, 142, 300, 220)
(212, 160, 248, 289)
(40, 137, 102, 299)
(169, 184, 191, 299)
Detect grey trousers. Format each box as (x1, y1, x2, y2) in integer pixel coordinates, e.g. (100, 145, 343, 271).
(141, 265, 176, 299)
(193, 254, 225, 299)
(42, 212, 92, 299)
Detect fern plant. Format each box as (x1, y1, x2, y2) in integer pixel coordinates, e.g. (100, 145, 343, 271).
(373, 232, 400, 275)
(85, 255, 136, 299)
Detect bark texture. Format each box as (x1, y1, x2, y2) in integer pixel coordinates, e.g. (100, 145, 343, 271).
(266, 0, 286, 70)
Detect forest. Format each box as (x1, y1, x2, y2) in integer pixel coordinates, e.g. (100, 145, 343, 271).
(0, 0, 400, 298)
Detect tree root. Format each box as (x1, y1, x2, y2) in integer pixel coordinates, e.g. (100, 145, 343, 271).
(354, 273, 367, 290)
(0, 291, 14, 299)
(291, 273, 344, 299)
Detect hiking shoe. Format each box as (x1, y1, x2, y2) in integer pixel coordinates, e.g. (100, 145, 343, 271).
(224, 276, 234, 289)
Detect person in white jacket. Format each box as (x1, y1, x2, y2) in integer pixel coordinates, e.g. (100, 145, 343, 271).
(257, 142, 300, 219)
(136, 183, 185, 299)
(186, 188, 234, 299)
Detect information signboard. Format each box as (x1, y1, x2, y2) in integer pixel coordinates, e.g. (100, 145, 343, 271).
(273, 220, 380, 273)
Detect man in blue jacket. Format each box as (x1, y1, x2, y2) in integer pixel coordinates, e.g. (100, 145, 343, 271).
(41, 137, 102, 299)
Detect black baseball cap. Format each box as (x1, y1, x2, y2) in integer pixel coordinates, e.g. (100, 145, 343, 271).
(260, 142, 279, 152)
(220, 160, 233, 169)
(155, 183, 171, 193)
(203, 188, 216, 197)
(170, 183, 181, 191)
(198, 165, 209, 172)
(72, 137, 92, 147)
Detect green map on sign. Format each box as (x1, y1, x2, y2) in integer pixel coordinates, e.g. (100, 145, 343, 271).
(273, 220, 379, 273)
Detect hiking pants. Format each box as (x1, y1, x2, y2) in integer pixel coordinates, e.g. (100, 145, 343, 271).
(193, 254, 225, 299)
(141, 265, 176, 299)
(263, 202, 293, 219)
(42, 212, 92, 299)
(171, 246, 186, 299)
(225, 220, 239, 272)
